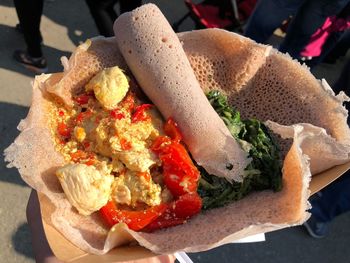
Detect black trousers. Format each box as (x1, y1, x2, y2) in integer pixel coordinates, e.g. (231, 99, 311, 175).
(85, 0, 141, 37)
(14, 0, 44, 57)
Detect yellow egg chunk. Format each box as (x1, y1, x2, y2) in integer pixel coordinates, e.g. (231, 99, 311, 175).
(118, 148, 157, 173)
(52, 67, 168, 217)
(86, 66, 129, 110)
(74, 126, 86, 142)
(56, 163, 114, 216)
(112, 171, 162, 207)
(110, 117, 159, 172)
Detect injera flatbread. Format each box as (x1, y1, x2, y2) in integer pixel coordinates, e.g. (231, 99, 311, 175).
(114, 4, 251, 182)
(4, 3, 350, 255)
(177, 29, 350, 172)
(4, 73, 311, 254)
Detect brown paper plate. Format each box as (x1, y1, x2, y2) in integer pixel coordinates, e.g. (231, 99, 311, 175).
(39, 193, 157, 263)
(309, 161, 350, 195)
(39, 161, 350, 262)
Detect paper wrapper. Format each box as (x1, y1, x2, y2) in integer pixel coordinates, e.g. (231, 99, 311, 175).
(4, 4, 350, 261)
(39, 161, 350, 262)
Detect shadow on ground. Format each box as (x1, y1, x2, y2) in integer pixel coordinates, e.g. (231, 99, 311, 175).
(1, 0, 95, 46)
(0, 24, 71, 77)
(0, 0, 98, 77)
(12, 223, 34, 260)
(190, 213, 350, 263)
(0, 102, 29, 187)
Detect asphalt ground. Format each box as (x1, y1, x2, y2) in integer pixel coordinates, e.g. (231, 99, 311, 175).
(0, 0, 349, 262)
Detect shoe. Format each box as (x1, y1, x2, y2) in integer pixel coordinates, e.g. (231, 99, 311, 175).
(303, 215, 329, 238)
(13, 50, 48, 74)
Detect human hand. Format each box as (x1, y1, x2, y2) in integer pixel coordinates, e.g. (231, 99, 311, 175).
(26, 190, 175, 263)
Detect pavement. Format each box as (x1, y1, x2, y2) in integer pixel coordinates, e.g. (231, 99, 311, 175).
(0, 0, 349, 262)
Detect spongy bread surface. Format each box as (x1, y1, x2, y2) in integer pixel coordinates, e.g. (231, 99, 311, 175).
(4, 3, 350, 256)
(114, 4, 251, 181)
(178, 29, 270, 94)
(179, 31, 350, 145)
(5, 73, 311, 255)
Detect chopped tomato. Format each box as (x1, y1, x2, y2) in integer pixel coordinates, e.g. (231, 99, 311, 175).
(120, 92, 135, 112)
(75, 110, 93, 124)
(151, 135, 200, 197)
(120, 138, 132, 151)
(57, 122, 71, 138)
(70, 150, 86, 162)
(144, 193, 202, 232)
(94, 115, 102, 124)
(164, 117, 182, 142)
(110, 109, 125, 120)
(131, 104, 153, 123)
(151, 136, 171, 153)
(144, 217, 185, 232)
(100, 201, 168, 231)
(82, 141, 90, 149)
(138, 171, 151, 181)
(74, 94, 91, 105)
(85, 159, 95, 166)
(172, 192, 202, 219)
(58, 110, 65, 117)
(70, 150, 95, 165)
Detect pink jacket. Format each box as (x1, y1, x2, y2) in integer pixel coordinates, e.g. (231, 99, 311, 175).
(301, 16, 350, 57)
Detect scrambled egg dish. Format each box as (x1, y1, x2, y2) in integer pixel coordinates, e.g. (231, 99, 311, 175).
(50, 66, 168, 216)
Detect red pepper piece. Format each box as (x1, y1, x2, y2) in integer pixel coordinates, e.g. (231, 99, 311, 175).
(131, 104, 153, 123)
(164, 117, 182, 142)
(57, 122, 71, 138)
(151, 136, 171, 153)
(74, 94, 91, 105)
(110, 109, 125, 120)
(144, 193, 202, 232)
(151, 136, 200, 197)
(100, 201, 168, 231)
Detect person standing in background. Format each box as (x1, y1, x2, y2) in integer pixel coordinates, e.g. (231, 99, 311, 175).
(304, 58, 350, 238)
(85, 0, 142, 37)
(13, 0, 47, 73)
(245, 0, 350, 60)
(305, 155, 350, 238)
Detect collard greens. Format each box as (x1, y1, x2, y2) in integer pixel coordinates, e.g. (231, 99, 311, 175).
(198, 91, 283, 209)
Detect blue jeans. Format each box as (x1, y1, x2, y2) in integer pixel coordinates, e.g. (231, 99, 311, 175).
(310, 59, 350, 223)
(311, 171, 350, 223)
(245, 0, 350, 59)
(245, 0, 304, 44)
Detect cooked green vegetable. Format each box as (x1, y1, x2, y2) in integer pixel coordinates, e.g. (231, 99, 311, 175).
(198, 90, 283, 210)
